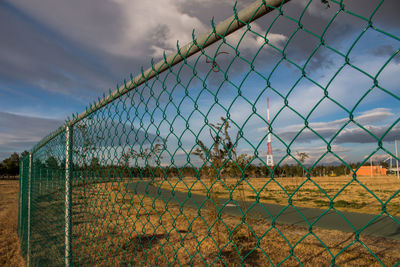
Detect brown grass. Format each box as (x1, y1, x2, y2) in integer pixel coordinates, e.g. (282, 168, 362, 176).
(71, 180, 400, 266)
(0, 180, 25, 267)
(155, 175, 400, 215)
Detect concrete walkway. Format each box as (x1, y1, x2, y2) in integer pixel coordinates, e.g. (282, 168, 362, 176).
(126, 181, 400, 240)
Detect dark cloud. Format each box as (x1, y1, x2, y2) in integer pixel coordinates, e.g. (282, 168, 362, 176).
(0, 111, 156, 160)
(258, 0, 400, 71)
(336, 126, 400, 144)
(74, 119, 157, 148)
(177, 0, 252, 25)
(0, 1, 157, 103)
(4, 0, 125, 54)
(1, 0, 398, 102)
(0, 4, 118, 99)
(0, 111, 62, 135)
(0, 111, 63, 158)
(372, 44, 400, 63)
(175, 0, 400, 88)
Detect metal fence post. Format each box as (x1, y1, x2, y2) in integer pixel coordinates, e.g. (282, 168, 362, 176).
(18, 160, 23, 237)
(27, 153, 32, 267)
(65, 125, 73, 267)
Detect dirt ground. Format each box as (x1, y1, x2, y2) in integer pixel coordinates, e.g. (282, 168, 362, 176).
(0, 180, 25, 267)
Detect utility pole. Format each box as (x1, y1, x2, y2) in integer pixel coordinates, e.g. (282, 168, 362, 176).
(390, 156, 392, 174)
(370, 156, 373, 177)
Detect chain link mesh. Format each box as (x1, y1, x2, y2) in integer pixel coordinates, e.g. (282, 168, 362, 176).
(18, 0, 400, 265)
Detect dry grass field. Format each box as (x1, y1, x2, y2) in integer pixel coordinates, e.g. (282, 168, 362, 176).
(16, 175, 400, 265)
(0, 180, 25, 267)
(70, 180, 400, 266)
(154, 175, 400, 215)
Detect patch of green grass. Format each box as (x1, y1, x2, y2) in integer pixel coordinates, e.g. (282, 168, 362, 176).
(313, 199, 367, 209)
(296, 197, 313, 202)
(285, 188, 333, 196)
(313, 200, 329, 207)
(334, 200, 367, 209)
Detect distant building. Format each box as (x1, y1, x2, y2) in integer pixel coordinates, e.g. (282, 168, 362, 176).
(356, 166, 387, 176)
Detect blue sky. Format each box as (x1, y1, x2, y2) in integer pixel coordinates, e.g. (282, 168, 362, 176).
(0, 0, 399, 167)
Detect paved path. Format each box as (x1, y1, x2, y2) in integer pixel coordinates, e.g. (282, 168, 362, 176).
(126, 181, 400, 240)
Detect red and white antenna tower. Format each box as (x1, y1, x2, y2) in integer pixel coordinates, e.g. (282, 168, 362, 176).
(266, 97, 274, 167)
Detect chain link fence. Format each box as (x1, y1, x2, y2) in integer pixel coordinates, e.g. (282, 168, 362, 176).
(18, 0, 400, 265)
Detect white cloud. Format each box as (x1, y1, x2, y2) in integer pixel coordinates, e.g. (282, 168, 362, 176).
(278, 144, 351, 165)
(110, 0, 209, 58)
(256, 107, 398, 144)
(225, 23, 287, 51)
(266, 107, 394, 134)
(0, 133, 36, 146)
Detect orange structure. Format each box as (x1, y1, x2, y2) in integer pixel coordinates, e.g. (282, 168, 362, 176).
(356, 166, 387, 176)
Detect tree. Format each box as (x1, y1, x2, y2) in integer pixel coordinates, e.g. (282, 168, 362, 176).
(0, 162, 5, 177)
(120, 138, 165, 179)
(21, 150, 29, 158)
(45, 156, 59, 169)
(194, 117, 235, 247)
(193, 117, 256, 180)
(296, 152, 309, 177)
(0, 151, 38, 178)
(90, 157, 100, 169)
(75, 124, 96, 169)
(74, 123, 98, 206)
(193, 117, 254, 246)
(194, 117, 241, 180)
(2, 152, 20, 176)
(297, 152, 309, 164)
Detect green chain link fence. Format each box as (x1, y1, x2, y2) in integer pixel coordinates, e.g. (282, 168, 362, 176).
(18, 0, 400, 265)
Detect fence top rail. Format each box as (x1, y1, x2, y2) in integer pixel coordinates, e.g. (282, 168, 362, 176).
(30, 0, 289, 153)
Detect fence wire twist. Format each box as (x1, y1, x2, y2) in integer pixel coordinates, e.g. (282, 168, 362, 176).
(18, 0, 400, 266)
